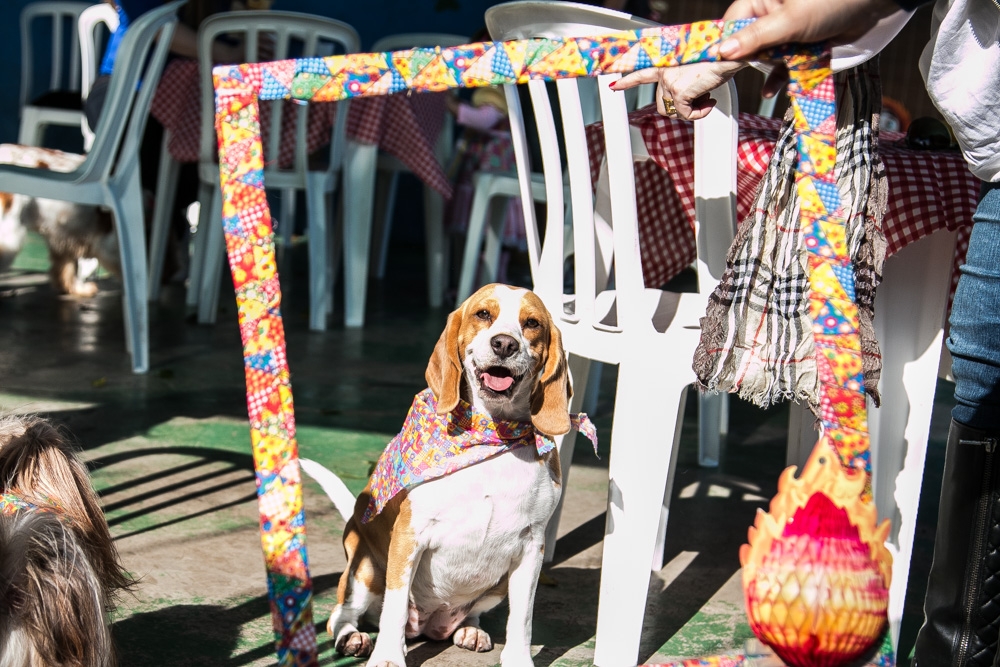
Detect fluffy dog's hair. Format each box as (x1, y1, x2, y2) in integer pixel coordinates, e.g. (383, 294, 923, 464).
(0, 415, 133, 667)
(0, 145, 119, 297)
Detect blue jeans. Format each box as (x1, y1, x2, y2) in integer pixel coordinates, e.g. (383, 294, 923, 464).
(947, 181, 1000, 431)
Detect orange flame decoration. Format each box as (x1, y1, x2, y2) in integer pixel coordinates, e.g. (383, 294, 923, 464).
(740, 443, 892, 667)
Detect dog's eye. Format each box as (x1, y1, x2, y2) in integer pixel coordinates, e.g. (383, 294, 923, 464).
(476, 309, 491, 321)
(523, 318, 541, 329)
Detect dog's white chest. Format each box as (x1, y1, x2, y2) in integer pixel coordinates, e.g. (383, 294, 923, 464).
(406, 446, 559, 605)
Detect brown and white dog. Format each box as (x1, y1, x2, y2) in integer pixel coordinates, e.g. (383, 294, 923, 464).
(0, 415, 133, 667)
(0, 144, 119, 297)
(323, 283, 571, 667)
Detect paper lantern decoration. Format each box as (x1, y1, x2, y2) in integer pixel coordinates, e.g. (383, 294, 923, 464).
(741, 446, 892, 666)
(210, 18, 889, 666)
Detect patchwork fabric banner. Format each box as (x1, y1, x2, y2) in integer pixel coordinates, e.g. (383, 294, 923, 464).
(212, 19, 873, 666)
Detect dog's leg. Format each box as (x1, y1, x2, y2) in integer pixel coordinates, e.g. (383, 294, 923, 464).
(452, 579, 506, 653)
(329, 577, 380, 657)
(330, 525, 380, 657)
(366, 528, 424, 667)
(499, 540, 545, 667)
(49, 249, 97, 297)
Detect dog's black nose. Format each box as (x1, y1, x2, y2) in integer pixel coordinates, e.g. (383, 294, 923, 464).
(491, 334, 520, 359)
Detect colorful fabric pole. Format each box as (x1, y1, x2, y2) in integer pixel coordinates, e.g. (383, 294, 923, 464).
(212, 20, 858, 666)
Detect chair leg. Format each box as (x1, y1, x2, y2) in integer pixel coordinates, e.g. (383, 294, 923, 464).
(371, 170, 399, 280)
(424, 185, 445, 308)
(148, 132, 179, 301)
(543, 352, 592, 563)
(593, 362, 688, 667)
(17, 110, 43, 147)
(196, 188, 225, 324)
(653, 386, 689, 570)
(456, 175, 495, 305)
(341, 140, 378, 328)
(480, 196, 508, 285)
(697, 392, 724, 468)
(107, 168, 150, 373)
(186, 182, 215, 309)
(306, 173, 330, 332)
(870, 228, 955, 649)
(280, 187, 296, 248)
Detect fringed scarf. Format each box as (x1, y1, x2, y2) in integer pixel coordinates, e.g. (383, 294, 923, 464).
(692, 60, 888, 415)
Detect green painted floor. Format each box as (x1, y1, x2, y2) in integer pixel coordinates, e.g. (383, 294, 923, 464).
(0, 227, 951, 666)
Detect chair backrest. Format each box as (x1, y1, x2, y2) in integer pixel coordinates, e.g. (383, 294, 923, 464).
(487, 1, 658, 124)
(485, 0, 738, 345)
(19, 1, 90, 108)
(81, 1, 183, 183)
(78, 2, 119, 104)
(197, 11, 361, 178)
(78, 2, 120, 151)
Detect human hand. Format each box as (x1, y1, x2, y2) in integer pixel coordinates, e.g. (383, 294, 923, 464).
(611, 61, 745, 121)
(717, 0, 901, 61)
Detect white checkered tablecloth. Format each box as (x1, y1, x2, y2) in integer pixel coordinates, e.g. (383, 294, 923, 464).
(150, 58, 452, 197)
(587, 107, 978, 297)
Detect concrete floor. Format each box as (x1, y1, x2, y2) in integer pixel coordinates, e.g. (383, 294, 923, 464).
(0, 213, 952, 666)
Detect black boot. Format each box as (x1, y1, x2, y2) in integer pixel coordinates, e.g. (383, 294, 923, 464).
(913, 419, 1000, 667)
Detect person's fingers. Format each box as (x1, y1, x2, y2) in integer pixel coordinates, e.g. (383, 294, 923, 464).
(719, 0, 899, 60)
(679, 93, 718, 121)
(610, 68, 660, 91)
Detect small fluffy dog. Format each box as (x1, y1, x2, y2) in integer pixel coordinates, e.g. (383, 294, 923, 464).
(321, 283, 579, 667)
(0, 415, 133, 667)
(0, 144, 119, 297)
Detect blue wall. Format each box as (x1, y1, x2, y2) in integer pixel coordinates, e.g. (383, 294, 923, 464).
(0, 0, 503, 145)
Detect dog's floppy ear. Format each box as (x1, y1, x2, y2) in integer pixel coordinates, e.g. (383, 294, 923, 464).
(0, 512, 115, 667)
(531, 323, 572, 436)
(425, 307, 464, 413)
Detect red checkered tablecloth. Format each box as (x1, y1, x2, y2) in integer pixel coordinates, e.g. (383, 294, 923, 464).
(150, 58, 452, 197)
(587, 107, 978, 295)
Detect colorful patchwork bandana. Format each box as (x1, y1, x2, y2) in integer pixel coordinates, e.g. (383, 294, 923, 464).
(363, 388, 598, 523)
(0, 491, 66, 518)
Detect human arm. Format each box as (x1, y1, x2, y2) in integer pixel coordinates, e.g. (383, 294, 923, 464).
(612, 0, 917, 120)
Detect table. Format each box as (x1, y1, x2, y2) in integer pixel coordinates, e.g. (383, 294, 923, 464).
(585, 106, 978, 298)
(150, 58, 452, 326)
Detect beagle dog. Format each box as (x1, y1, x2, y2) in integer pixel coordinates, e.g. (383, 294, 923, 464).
(0, 414, 134, 667)
(327, 283, 572, 667)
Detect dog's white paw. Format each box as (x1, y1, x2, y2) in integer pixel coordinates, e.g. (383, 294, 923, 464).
(336, 631, 374, 657)
(453, 625, 493, 652)
(499, 645, 535, 667)
(365, 651, 405, 667)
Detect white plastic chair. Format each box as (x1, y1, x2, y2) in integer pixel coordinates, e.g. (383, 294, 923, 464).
(1, 1, 184, 374)
(78, 2, 119, 152)
(453, 171, 548, 305)
(151, 12, 360, 333)
(364, 33, 468, 310)
(456, 5, 658, 308)
(18, 1, 90, 147)
(485, 3, 739, 664)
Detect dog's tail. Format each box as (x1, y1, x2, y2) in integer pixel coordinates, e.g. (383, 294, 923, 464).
(0, 415, 135, 603)
(298, 458, 356, 524)
(0, 511, 115, 667)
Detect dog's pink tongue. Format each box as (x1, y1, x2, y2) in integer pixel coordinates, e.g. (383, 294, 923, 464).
(482, 373, 514, 391)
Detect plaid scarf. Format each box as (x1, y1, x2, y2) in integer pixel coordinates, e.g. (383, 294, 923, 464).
(363, 389, 598, 523)
(692, 60, 888, 414)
